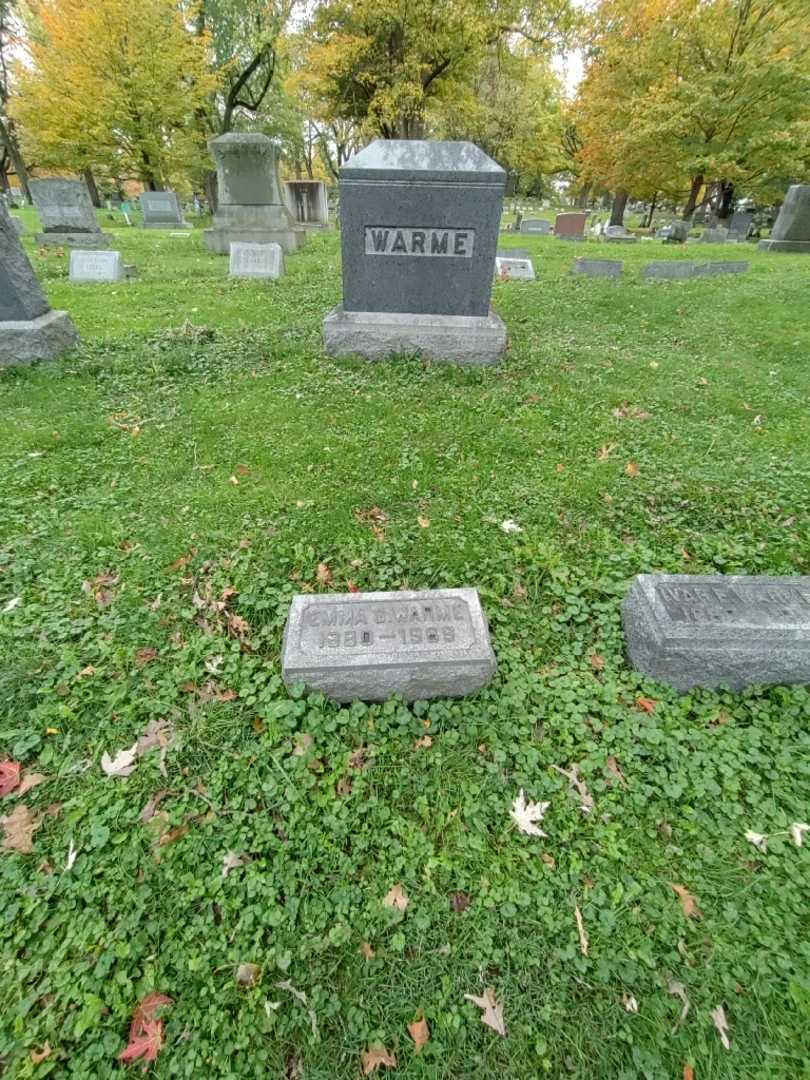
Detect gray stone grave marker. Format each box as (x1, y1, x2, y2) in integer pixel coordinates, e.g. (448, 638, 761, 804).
(229, 241, 283, 279)
(698, 227, 728, 244)
(282, 587, 496, 702)
(623, 574, 810, 691)
(494, 255, 535, 280)
(573, 258, 622, 278)
(692, 260, 750, 277)
(69, 249, 124, 282)
(520, 218, 550, 235)
(204, 133, 302, 254)
(605, 224, 637, 244)
(759, 184, 810, 253)
(30, 178, 112, 248)
(660, 221, 690, 244)
(140, 190, 190, 229)
(0, 200, 78, 365)
(641, 261, 695, 280)
(323, 140, 507, 365)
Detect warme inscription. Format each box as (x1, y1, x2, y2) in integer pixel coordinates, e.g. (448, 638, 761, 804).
(365, 227, 475, 257)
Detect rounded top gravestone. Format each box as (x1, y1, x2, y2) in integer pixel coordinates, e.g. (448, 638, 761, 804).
(210, 132, 285, 206)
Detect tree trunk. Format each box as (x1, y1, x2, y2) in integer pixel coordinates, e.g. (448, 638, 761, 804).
(575, 181, 592, 208)
(0, 116, 32, 202)
(644, 192, 658, 229)
(609, 190, 629, 227)
(83, 167, 101, 207)
(203, 168, 217, 213)
(716, 180, 735, 222)
(682, 174, 703, 220)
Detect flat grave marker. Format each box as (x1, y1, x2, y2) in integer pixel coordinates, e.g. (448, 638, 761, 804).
(229, 241, 283, 279)
(494, 255, 535, 280)
(573, 257, 622, 278)
(519, 218, 550, 235)
(282, 587, 496, 702)
(69, 249, 124, 283)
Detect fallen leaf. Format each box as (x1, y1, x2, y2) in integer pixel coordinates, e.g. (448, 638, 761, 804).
(670, 882, 701, 919)
(450, 891, 470, 912)
(590, 654, 605, 672)
(413, 735, 433, 749)
(228, 614, 250, 637)
(408, 1015, 430, 1053)
(31, 1043, 51, 1064)
(360, 941, 375, 959)
(0, 760, 21, 797)
(135, 647, 158, 667)
(166, 551, 194, 573)
(606, 756, 628, 788)
(541, 852, 556, 869)
(417, 515, 430, 529)
(634, 696, 658, 713)
(348, 745, 370, 770)
(2, 804, 40, 853)
(347, 580, 360, 593)
(293, 733, 314, 756)
(625, 461, 640, 477)
(552, 762, 594, 814)
(137, 719, 171, 756)
(510, 789, 549, 837)
(76, 664, 97, 678)
(683, 1066, 695, 1080)
(316, 563, 333, 587)
(500, 519, 523, 534)
(139, 790, 169, 823)
(3, 596, 22, 613)
(574, 904, 589, 955)
(623, 994, 639, 1013)
(101, 744, 138, 778)
(791, 822, 809, 847)
(464, 987, 506, 1036)
(668, 979, 691, 1025)
(361, 1045, 397, 1074)
(745, 830, 768, 852)
(118, 993, 172, 1067)
(711, 1003, 731, 1050)
(222, 851, 247, 878)
(276, 980, 319, 1039)
(383, 883, 409, 911)
(235, 963, 261, 987)
(65, 839, 78, 871)
(597, 443, 616, 461)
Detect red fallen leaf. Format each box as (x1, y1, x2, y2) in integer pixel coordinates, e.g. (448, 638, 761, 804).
(31, 1042, 52, 1063)
(118, 993, 172, 1067)
(635, 696, 658, 713)
(590, 654, 605, 672)
(0, 760, 21, 797)
(347, 580, 361, 593)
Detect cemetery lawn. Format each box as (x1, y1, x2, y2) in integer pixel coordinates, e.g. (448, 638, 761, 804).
(3, 211, 810, 1079)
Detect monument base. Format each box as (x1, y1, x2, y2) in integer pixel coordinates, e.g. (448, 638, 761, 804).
(0, 309, 79, 366)
(143, 222, 193, 230)
(203, 226, 304, 254)
(35, 232, 113, 249)
(605, 236, 638, 244)
(323, 306, 507, 366)
(758, 239, 810, 253)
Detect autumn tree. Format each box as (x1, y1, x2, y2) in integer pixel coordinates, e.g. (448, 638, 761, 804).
(0, 0, 29, 199)
(297, 0, 576, 141)
(13, 0, 216, 191)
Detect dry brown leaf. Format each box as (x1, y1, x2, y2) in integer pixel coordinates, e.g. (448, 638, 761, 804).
(1, 804, 39, 853)
(683, 1066, 694, 1080)
(383, 883, 409, 911)
(135, 647, 158, 667)
(574, 904, 589, 955)
(590, 653, 605, 672)
(450, 891, 470, 912)
(667, 979, 691, 1025)
(417, 515, 430, 529)
(228, 614, 250, 638)
(634, 696, 658, 713)
(0, 759, 21, 797)
(17, 773, 47, 797)
(361, 1045, 397, 1074)
(552, 763, 594, 814)
(30, 1043, 52, 1064)
(316, 562, 334, 587)
(222, 851, 248, 878)
(235, 963, 260, 988)
(597, 443, 616, 461)
(413, 735, 433, 749)
(606, 756, 628, 788)
(541, 852, 556, 869)
(292, 733, 314, 756)
(360, 942, 376, 959)
(408, 1015, 430, 1053)
(625, 461, 640, 477)
(76, 664, 96, 678)
(464, 987, 506, 1036)
(670, 882, 701, 919)
(711, 1004, 731, 1050)
(137, 719, 171, 756)
(139, 789, 169, 823)
(349, 746, 370, 769)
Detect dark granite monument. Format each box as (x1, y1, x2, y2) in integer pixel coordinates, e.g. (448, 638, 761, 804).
(30, 178, 111, 248)
(0, 200, 78, 365)
(204, 133, 302, 254)
(759, 184, 810, 253)
(140, 190, 190, 229)
(282, 587, 496, 702)
(623, 574, 810, 691)
(323, 140, 507, 365)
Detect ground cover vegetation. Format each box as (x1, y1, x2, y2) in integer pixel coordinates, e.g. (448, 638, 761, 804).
(1, 215, 809, 1077)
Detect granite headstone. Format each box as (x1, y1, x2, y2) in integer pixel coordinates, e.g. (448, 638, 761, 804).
(323, 140, 507, 365)
(623, 574, 810, 691)
(30, 178, 111, 248)
(140, 190, 190, 229)
(282, 587, 496, 702)
(0, 200, 78, 364)
(660, 220, 690, 244)
(605, 224, 637, 244)
(554, 212, 588, 239)
(69, 249, 124, 282)
(229, 241, 284, 279)
(520, 218, 550, 235)
(758, 184, 810, 253)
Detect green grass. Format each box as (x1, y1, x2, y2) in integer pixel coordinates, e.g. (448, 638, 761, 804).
(2, 210, 810, 1078)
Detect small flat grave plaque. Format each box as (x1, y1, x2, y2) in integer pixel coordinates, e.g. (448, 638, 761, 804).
(282, 587, 496, 702)
(495, 256, 535, 281)
(572, 258, 622, 278)
(623, 574, 810, 691)
(69, 249, 123, 282)
(229, 241, 283, 279)
(520, 218, 550, 234)
(692, 260, 749, 277)
(641, 261, 695, 280)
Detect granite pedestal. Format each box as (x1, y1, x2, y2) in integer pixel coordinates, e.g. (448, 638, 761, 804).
(282, 587, 496, 702)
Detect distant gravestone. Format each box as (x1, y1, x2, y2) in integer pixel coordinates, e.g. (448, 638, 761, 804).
(494, 256, 535, 280)
(140, 190, 190, 229)
(623, 574, 810, 691)
(554, 212, 588, 240)
(204, 133, 302, 254)
(728, 209, 755, 239)
(520, 218, 550, 235)
(0, 200, 78, 365)
(229, 241, 284, 279)
(692, 261, 750, 277)
(641, 261, 695, 280)
(30, 178, 111, 248)
(282, 587, 496, 702)
(605, 224, 637, 244)
(284, 180, 329, 227)
(759, 184, 810, 253)
(323, 139, 507, 366)
(69, 249, 124, 283)
(11, 216, 24, 236)
(573, 258, 622, 278)
(660, 221, 690, 244)
(698, 227, 729, 244)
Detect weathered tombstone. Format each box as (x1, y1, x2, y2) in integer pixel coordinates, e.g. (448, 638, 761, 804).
(605, 224, 637, 244)
(282, 587, 496, 702)
(691, 260, 749, 277)
(30, 178, 111, 248)
(68, 249, 124, 283)
(698, 227, 729, 244)
(728, 209, 755, 239)
(758, 184, 810, 253)
(554, 211, 588, 240)
(139, 190, 190, 229)
(284, 180, 329, 228)
(204, 133, 303, 254)
(520, 218, 550, 235)
(572, 258, 622, 278)
(623, 574, 810, 692)
(641, 261, 695, 280)
(322, 140, 507, 366)
(494, 255, 535, 281)
(660, 220, 690, 244)
(0, 200, 78, 365)
(229, 241, 284, 279)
